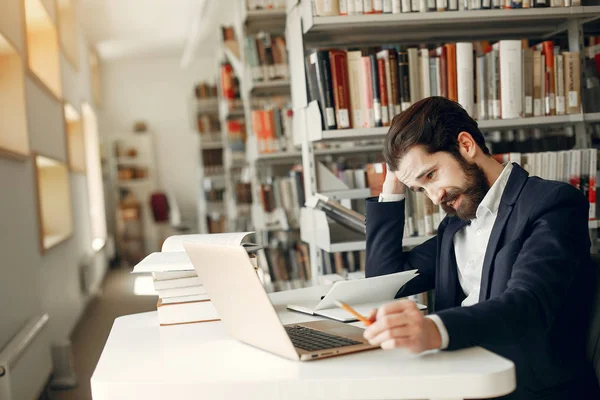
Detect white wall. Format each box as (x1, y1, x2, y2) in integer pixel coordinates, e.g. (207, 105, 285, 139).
(0, 0, 108, 350)
(98, 56, 218, 224)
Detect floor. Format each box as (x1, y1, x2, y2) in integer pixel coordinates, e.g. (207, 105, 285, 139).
(51, 266, 157, 400)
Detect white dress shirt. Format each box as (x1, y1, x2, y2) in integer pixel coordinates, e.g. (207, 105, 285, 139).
(378, 163, 514, 349)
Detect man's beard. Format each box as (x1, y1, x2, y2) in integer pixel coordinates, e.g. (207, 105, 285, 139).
(440, 157, 490, 221)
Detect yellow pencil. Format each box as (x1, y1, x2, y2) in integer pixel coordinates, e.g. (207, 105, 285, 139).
(334, 300, 372, 326)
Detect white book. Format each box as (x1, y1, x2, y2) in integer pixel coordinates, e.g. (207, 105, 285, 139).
(161, 293, 211, 305)
(570, 150, 581, 189)
(456, 42, 474, 117)
(152, 271, 198, 281)
(392, 0, 402, 12)
(420, 48, 431, 99)
(557, 151, 565, 183)
(153, 276, 202, 291)
(157, 299, 219, 326)
(162, 232, 255, 252)
(499, 40, 523, 119)
(402, 0, 412, 11)
(347, 51, 365, 129)
(549, 152, 557, 181)
(157, 285, 207, 299)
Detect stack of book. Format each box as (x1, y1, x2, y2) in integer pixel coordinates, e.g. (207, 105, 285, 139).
(202, 148, 224, 176)
(154, 270, 217, 326)
(313, 0, 582, 16)
(133, 233, 262, 326)
(257, 165, 305, 229)
(305, 39, 588, 131)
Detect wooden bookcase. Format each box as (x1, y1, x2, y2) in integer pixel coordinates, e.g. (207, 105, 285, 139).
(57, 0, 78, 69)
(24, 0, 62, 99)
(0, 32, 29, 160)
(34, 154, 73, 252)
(64, 103, 85, 173)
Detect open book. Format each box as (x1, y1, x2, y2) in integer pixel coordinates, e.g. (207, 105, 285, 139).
(305, 194, 365, 234)
(132, 232, 260, 274)
(287, 270, 422, 322)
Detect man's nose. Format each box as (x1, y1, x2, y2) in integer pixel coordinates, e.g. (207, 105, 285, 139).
(428, 187, 445, 206)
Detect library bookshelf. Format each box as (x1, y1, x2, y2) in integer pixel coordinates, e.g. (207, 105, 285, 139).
(286, 0, 600, 281)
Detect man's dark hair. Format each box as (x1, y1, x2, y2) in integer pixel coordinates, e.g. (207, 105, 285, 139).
(383, 97, 490, 171)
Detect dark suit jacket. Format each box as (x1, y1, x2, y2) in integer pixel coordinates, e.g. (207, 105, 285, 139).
(366, 163, 600, 400)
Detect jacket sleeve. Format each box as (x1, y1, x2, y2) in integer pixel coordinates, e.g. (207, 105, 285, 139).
(365, 197, 439, 296)
(435, 184, 592, 350)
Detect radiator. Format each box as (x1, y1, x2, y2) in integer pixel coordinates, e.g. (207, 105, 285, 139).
(0, 314, 52, 400)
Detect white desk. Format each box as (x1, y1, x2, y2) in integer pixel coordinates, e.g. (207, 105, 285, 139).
(91, 285, 516, 400)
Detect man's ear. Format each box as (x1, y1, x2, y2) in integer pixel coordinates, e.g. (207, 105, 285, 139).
(457, 131, 477, 161)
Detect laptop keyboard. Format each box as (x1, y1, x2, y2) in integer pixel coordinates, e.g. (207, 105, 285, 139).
(285, 325, 362, 351)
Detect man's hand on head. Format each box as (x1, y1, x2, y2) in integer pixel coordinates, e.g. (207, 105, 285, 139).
(382, 164, 406, 195)
(363, 300, 442, 353)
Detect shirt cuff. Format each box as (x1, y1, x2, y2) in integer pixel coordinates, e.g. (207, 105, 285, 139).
(425, 314, 449, 350)
(378, 193, 406, 202)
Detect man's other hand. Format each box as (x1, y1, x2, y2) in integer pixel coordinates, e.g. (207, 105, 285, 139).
(363, 300, 441, 353)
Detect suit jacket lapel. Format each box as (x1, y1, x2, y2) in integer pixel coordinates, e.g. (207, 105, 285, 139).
(478, 163, 529, 302)
(437, 218, 469, 310)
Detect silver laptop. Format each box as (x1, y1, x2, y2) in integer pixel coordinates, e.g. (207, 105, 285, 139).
(183, 242, 378, 361)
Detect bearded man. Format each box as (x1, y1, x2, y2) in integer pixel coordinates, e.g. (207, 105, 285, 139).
(363, 96, 599, 400)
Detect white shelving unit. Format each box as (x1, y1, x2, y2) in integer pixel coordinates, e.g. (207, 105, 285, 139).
(105, 133, 160, 262)
(286, 0, 600, 281)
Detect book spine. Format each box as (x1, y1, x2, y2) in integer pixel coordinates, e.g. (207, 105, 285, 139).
(555, 51, 565, 115)
(392, 0, 402, 12)
(589, 149, 597, 220)
(542, 41, 556, 116)
(329, 50, 352, 129)
(523, 48, 534, 117)
(402, 0, 412, 11)
(408, 48, 421, 103)
(361, 56, 375, 127)
(420, 48, 431, 98)
(388, 50, 401, 116)
(436, 0, 448, 9)
(314, 51, 337, 129)
(313, 0, 341, 15)
(563, 52, 580, 115)
(532, 50, 542, 116)
(370, 54, 383, 127)
(446, 44, 458, 102)
(398, 51, 411, 111)
(499, 40, 523, 119)
(476, 55, 488, 120)
(377, 58, 390, 126)
(306, 53, 325, 128)
(456, 42, 474, 117)
(347, 51, 365, 128)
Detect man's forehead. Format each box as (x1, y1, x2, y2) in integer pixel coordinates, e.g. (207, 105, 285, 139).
(396, 146, 431, 181)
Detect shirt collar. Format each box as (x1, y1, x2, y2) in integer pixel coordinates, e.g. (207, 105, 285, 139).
(475, 162, 513, 220)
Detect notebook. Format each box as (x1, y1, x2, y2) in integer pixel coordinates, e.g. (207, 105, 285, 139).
(287, 270, 422, 322)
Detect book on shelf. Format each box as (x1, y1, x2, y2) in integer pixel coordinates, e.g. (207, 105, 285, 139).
(305, 193, 366, 234)
(245, 32, 289, 83)
(257, 165, 306, 229)
(312, 0, 580, 15)
(250, 97, 294, 153)
(493, 148, 597, 220)
(305, 39, 589, 131)
(258, 238, 312, 292)
(194, 82, 218, 100)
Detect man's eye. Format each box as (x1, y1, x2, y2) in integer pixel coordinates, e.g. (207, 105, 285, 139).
(427, 171, 435, 180)
(418, 187, 425, 193)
